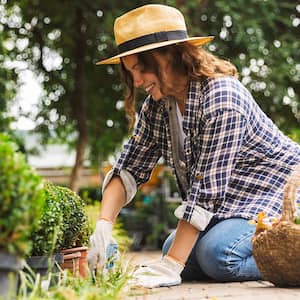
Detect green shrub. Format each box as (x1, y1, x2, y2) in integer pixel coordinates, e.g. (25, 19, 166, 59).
(55, 185, 90, 250)
(29, 182, 64, 256)
(0, 133, 44, 257)
(29, 182, 90, 256)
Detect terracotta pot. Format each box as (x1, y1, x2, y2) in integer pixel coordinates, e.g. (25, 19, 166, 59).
(60, 246, 88, 278)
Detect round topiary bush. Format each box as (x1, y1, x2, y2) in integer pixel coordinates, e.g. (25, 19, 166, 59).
(29, 181, 90, 256)
(55, 185, 90, 250)
(29, 181, 65, 256)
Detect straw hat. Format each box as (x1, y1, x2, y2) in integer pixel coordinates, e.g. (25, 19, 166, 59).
(97, 4, 214, 65)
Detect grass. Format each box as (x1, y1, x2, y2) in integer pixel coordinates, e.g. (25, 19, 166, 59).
(15, 203, 135, 300)
(18, 255, 135, 300)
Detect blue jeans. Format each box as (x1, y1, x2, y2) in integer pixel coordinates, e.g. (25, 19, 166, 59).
(162, 218, 262, 282)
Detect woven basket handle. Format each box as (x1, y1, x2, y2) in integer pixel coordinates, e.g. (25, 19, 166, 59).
(282, 164, 300, 222)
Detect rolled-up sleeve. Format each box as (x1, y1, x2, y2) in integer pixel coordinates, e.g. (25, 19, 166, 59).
(182, 109, 247, 228)
(103, 98, 162, 204)
(102, 169, 137, 204)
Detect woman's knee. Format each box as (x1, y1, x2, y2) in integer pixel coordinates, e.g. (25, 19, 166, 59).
(196, 236, 230, 281)
(196, 219, 261, 281)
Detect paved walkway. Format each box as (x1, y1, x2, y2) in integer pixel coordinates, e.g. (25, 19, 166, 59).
(126, 251, 300, 300)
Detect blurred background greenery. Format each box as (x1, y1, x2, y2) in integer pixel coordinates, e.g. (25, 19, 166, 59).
(1, 0, 299, 249)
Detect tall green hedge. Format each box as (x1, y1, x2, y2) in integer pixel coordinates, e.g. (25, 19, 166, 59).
(0, 133, 44, 257)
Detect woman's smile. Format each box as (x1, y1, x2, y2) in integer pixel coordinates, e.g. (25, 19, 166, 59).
(122, 54, 164, 100)
(144, 83, 155, 94)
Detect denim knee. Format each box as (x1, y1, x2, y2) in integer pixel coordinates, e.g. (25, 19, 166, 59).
(196, 220, 261, 281)
(161, 230, 176, 255)
(196, 240, 240, 281)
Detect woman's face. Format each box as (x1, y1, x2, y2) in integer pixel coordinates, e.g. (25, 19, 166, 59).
(122, 52, 171, 101)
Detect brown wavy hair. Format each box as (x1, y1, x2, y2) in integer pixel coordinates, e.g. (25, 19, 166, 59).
(119, 43, 238, 129)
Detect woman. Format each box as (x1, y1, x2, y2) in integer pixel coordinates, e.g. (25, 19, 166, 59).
(88, 4, 300, 288)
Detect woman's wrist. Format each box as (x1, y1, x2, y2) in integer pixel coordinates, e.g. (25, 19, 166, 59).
(167, 220, 199, 264)
(99, 216, 114, 224)
(165, 253, 186, 267)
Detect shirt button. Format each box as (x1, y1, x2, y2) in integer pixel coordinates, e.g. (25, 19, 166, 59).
(196, 174, 203, 180)
(179, 161, 186, 168)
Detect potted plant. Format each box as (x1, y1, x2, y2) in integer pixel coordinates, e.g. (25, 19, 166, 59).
(26, 181, 65, 282)
(0, 133, 44, 299)
(55, 185, 90, 278)
(27, 182, 91, 278)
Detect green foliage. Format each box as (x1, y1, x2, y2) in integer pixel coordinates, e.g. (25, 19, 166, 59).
(2, 0, 131, 165)
(29, 182, 64, 256)
(79, 186, 102, 205)
(56, 185, 91, 250)
(18, 256, 133, 300)
(287, 128, 300, 145)
(1, 0, 299, 177)
(0, 23, 17, 132)
(0, 133, 44, 257)
(30, 182, 91, 256)
(171, 0, 300, 131)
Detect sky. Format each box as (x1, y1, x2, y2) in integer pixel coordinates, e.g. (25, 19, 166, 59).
(10, 68, 41, 130)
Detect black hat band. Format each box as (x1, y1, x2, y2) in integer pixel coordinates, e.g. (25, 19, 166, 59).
(118, 30, 188, 54)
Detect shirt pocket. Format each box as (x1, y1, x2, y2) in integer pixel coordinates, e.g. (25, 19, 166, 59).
(235, 155, 263, 170)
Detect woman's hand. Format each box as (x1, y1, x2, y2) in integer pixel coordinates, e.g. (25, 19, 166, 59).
(131, 255, 184, 288)
(87, 219, 116, 271)
(87, 176, 125, 271)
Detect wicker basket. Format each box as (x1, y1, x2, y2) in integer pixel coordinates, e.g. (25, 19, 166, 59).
(252, 164, 300, 287)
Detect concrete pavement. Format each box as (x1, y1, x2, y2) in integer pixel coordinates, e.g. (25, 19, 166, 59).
(126, 251, 300, 300)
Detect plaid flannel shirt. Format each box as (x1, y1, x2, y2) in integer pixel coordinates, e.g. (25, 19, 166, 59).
(111, 76, 300, 223)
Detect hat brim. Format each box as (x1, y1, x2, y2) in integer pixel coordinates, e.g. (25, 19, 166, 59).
(97, 36, 214, 65)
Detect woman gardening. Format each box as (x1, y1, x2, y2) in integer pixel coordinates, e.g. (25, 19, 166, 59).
(87, 4, 300, 288)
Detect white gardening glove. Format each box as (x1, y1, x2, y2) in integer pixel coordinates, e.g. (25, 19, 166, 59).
(131, 255, 184, 288)
(87, 219, 116, 271)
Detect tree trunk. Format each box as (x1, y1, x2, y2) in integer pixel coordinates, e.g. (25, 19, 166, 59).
(69, 8, 88, 193)
(70, 130, 88, 193)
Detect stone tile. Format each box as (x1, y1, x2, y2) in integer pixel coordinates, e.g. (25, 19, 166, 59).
(126, 251, 300, 300)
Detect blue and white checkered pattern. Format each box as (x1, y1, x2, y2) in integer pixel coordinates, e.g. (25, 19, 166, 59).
(112, 76, 300, 223)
